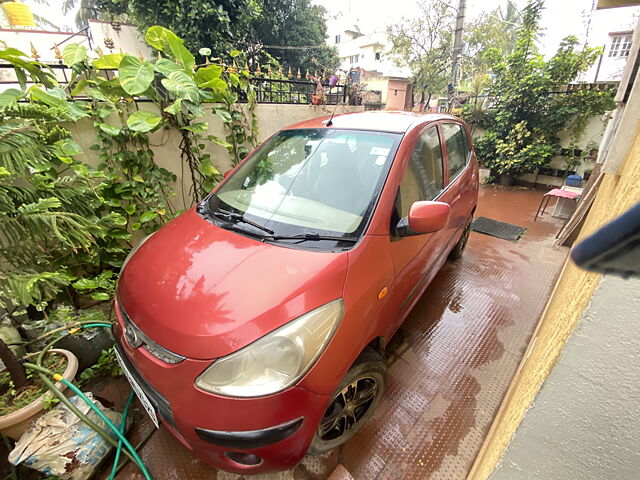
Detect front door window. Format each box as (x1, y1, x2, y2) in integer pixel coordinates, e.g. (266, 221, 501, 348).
(398, 127, 444, 218)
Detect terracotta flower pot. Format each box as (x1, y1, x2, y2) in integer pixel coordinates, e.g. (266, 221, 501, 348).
(0, 349, 78, 440)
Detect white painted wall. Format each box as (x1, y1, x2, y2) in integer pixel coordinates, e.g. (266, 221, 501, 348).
(490, 273, 640, 480)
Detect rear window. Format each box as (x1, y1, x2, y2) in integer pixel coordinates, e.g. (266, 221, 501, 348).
(442, 123, 469, 181)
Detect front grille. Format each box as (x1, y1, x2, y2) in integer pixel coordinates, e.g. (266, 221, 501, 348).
(117, 299, 185, 364)
(114, 340, 177, 430)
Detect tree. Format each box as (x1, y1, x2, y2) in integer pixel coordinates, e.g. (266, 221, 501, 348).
(83, 0, 261, 60)
(387, 1, 455, 105)
(249, 0, 338, 72)
(80, 0, 337, 70)
(467, 0, 615, 178)
(388, 1, 522, 105)
(461, 1, 522, 83)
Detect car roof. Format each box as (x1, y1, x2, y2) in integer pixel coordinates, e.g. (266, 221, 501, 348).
(283, 111, 459, 134)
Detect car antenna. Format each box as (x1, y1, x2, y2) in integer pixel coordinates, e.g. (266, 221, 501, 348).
(325, 98, 341, 127)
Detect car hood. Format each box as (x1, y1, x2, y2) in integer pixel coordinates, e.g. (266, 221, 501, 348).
(117, 209, 349, 360)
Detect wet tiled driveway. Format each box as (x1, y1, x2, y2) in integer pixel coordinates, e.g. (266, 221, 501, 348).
(109, 185, 569, 480)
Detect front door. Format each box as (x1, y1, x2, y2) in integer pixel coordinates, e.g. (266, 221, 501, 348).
(388, 125, 448, 327)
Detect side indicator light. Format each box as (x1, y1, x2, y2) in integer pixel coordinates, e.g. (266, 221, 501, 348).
(377, 286, 388, 300)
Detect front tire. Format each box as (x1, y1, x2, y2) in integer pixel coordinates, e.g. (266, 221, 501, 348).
(308, 349, 387, 454)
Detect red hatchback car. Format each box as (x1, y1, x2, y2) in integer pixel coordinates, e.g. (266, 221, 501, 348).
(114, 111, 479, 473)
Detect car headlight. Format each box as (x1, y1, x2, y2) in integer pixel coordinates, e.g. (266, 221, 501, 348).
(195, 298, 344, 397)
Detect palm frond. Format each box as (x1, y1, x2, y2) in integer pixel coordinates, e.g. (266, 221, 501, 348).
(0, 270, 75, 308)
(33, 13, 60, 31)
(0, 197, 103, 251)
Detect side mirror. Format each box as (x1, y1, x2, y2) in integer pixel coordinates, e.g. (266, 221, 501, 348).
(223, 169, 233, 179)
(407, 201, 451, 234)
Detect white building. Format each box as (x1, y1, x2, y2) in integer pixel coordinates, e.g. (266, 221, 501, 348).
(579, 5, 640, 82)
(326, 14, 411, 110)
(327, 16, 409, 79)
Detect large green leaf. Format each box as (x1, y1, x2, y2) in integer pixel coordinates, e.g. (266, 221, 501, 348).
(164, 99, 182, 115)
(62, 43, 87, 67)
(127, 111, 162, 132)
(195, 65, 225, 88)
(93, 53, 124, 69)
(182, 122, 208, 133)
(118, 54, 154, 95)
(207, 135, 232, 149)
(161, 70, 200, 103)
(214, 108, 232, 123)
(198, 157, 219, 176)
(154, 58, 182, 76)
(145, 26, 168, 51)
(29, 86, 67, 107)
(140, 211, 158, 223)
(0, 88, 25, 106)
(55, 138, 83, 156)
(96, 122, 122, 136)
(145, 26, 195, 73)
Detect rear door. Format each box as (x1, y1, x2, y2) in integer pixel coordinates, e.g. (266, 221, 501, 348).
(388, 125, 447, 325)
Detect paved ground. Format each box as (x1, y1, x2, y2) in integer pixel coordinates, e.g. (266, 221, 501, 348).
(101, 185, 569, 480)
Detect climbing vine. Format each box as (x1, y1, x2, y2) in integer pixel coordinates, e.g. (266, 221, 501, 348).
(0, 25, 259, 320)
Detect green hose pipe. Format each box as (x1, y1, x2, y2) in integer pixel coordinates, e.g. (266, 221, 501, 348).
(57, 377, 152, 480)
(81, 323, 112, 328)
(35, 322, 112, 366)
(23, 363, 138, 466)
(9, 320, 114, 347)
(113, 427, 156, 477)
(26, 323, 153, 477)
(109, 390, 135, 480)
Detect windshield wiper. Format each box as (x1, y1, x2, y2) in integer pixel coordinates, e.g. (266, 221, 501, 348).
(268, 232, 359, 243)
(213, 208, 275, 235)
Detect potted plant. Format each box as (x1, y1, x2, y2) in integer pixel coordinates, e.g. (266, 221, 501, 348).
(310, 75, 326, 106)
(0, 339, 78, 439)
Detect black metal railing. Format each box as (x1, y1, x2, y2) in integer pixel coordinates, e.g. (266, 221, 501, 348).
(251, 77, 347, 105)
(0, 63, 349, 105)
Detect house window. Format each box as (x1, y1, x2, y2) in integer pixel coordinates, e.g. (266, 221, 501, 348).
(609, 33, 632, 57)
(335, 34, 341, 44)
(375, 52, 381, 61)
(349, 55, 359, 64)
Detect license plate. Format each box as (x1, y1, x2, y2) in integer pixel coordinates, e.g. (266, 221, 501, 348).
(114, 348, 159, 429)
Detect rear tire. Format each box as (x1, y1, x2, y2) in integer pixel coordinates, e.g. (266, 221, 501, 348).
(308, 349, 387, 454)
(449, 216, 472, 260)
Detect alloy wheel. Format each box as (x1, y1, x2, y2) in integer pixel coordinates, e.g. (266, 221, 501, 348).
(318, 376, 378, 441)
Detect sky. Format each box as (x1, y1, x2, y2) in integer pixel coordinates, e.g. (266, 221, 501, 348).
(23, 0, 640, 57)
(317, 0, 638, 57)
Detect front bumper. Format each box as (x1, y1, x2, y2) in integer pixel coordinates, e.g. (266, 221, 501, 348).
(112, 310, 330, 473)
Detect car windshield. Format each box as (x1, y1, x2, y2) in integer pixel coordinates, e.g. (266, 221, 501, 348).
(203, 128, 401, 240)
